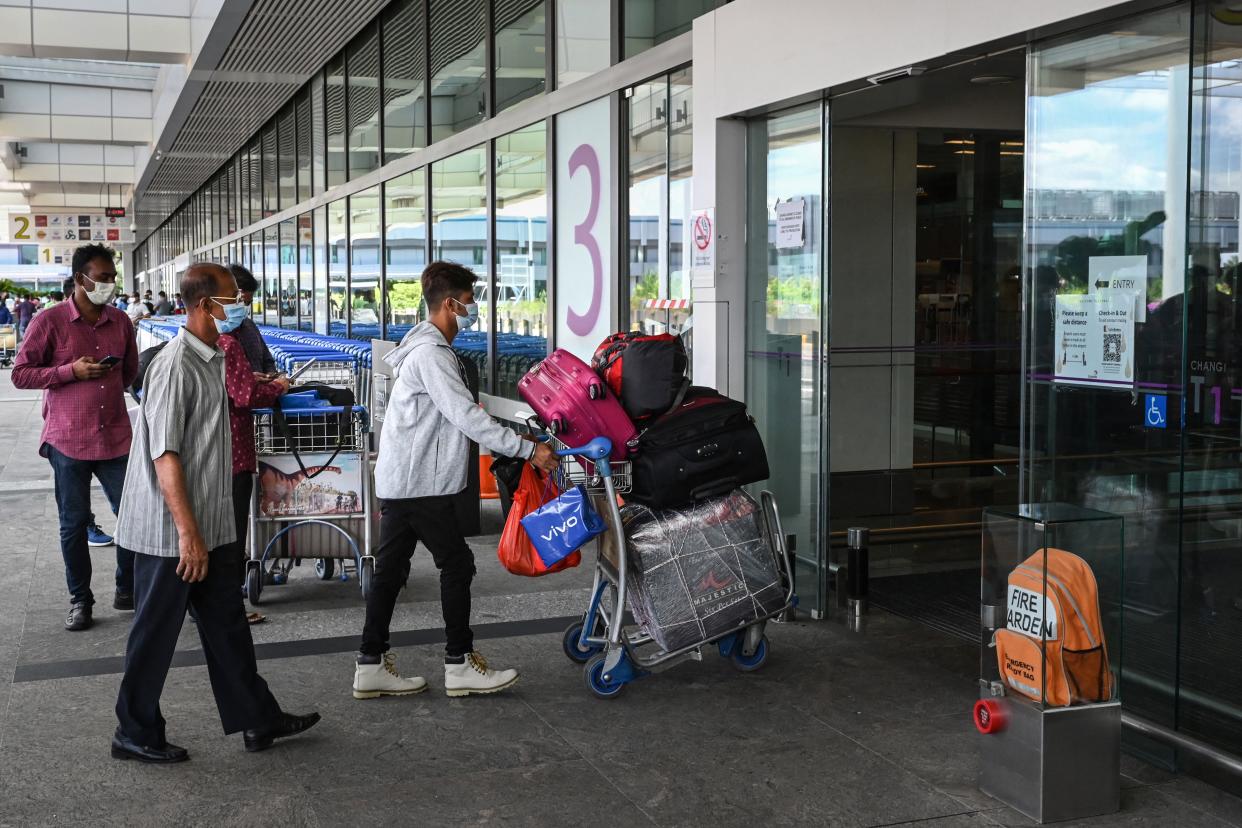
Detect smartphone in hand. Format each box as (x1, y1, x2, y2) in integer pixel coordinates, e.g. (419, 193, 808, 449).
(99, 355, 121, 368)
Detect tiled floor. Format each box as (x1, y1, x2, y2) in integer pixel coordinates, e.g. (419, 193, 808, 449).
(2, 374, 1241, 827)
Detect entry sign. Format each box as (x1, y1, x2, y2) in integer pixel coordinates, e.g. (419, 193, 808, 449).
(691, 208, 714, 271)
(1145, 394, 1167, 429)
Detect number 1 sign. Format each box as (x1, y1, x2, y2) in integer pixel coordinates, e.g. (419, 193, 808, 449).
(555, 96, 614, 360)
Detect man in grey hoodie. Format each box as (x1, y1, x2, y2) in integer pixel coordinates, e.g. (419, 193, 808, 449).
(353, 261, 558, 699)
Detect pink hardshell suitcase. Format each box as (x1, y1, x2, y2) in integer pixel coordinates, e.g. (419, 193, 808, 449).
(519, 349, 638, 461)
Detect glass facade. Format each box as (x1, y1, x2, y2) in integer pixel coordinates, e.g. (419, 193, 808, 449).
(624, 0, 718, 58)
(326, 55, 347, 189)
(382, 0, 427, 162)
(494, 0, 546, 113)
(557, 0, 610, 87)
(348, 26, 382, 180)
(384, 169, 428, 340)
(350, 186, 383, 337)
(430, 0, 487, 142)
(432, 145, 489, 386)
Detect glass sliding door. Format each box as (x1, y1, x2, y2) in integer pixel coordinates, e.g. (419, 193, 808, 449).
(746, 103, 828, 617)
(1024, 6, 1191, 731)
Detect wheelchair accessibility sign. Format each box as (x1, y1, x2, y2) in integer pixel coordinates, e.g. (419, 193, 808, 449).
(1145, 394, 1167, 429)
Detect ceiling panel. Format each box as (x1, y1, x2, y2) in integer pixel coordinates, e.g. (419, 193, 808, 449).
(134, 0, 392, 242)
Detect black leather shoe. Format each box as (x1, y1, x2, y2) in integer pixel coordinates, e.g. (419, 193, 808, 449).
(113, 592, 134, 611)
(111, 733, 189, 764)
(243, 711, 321, 753)
(65, 602, 92, 631)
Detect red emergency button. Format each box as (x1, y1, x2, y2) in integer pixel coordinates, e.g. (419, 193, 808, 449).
(973, 698, 1007, 735)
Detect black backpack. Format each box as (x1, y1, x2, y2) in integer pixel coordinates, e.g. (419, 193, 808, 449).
(271, 382, 358, 479)
(130, 341, 168, 402)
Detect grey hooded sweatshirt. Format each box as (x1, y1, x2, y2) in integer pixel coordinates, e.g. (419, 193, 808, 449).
(374, 321, 533, 500)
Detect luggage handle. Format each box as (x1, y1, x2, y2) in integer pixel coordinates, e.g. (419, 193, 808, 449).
(689, 477, 738, 500)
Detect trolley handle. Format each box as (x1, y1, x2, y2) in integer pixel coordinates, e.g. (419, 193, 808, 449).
(536, 434, 613, 461)
(252, 405, 367, 415)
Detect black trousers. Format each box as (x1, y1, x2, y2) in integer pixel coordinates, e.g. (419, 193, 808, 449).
(360, 495, 476, 658)
(232, 472, 253, 587)
(115, 547, 281, 747)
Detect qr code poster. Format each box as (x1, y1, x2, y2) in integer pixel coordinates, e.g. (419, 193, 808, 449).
(1055, 293, 1134, 388)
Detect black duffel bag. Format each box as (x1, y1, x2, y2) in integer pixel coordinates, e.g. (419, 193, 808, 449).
(272, 382, 357, 480)
(628, 387, 770, 510)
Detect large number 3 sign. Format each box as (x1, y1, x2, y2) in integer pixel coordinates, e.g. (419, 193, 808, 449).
(565, 143, 602, 337)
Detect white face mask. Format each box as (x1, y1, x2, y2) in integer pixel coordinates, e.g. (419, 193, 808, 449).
(82, 275, 116, 306)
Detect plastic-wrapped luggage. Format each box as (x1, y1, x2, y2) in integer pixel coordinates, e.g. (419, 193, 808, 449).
(615, 489, 786, 653)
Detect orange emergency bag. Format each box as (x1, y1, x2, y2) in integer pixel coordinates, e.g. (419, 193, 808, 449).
(992, 547, 1112, 707)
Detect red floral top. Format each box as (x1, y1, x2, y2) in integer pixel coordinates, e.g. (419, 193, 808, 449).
(219, 333, 284, 475)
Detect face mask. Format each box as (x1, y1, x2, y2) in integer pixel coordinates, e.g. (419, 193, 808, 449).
(212, 301, 249, 334)
(82, 275, 116, 306)
(452, 298, 479, 331)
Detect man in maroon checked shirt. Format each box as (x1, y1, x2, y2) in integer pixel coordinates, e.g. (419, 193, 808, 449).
(12, 243, 138, 632)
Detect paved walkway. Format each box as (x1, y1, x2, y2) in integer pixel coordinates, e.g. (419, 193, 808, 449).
(1, 372, 1241, 827)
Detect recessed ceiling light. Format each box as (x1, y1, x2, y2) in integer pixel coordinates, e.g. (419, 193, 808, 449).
(970, 75, 1016, 85)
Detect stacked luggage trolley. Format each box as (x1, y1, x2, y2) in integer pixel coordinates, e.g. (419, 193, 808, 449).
(535, 427, 796, 699)
(246, 355, 375, 605)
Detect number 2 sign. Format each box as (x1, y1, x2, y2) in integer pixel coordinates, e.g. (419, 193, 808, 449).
(555, 97, 614, 360)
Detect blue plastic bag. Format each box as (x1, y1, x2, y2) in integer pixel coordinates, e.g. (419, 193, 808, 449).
(521, 484, 606, 568)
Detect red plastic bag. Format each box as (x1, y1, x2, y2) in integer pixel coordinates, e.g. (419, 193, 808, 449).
(498, 463, 581, 576)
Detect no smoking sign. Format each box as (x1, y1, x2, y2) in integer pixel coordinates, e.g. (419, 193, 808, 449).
(691, 208, 715, 270)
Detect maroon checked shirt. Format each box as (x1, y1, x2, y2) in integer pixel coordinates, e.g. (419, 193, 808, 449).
(12, 299, 139, 461)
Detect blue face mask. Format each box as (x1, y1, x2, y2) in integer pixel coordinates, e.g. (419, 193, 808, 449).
(453, 298, 480, 331)
(213, 301, 249, 334)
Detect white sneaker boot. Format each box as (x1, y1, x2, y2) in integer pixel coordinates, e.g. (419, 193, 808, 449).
(353, 652, 428, 700)
(444, 651, 519, 697)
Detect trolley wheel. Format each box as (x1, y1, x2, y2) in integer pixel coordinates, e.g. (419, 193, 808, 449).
(730, 635, 769, 673)
(246, 566, 263, 607)
(562, 621, 603, 664)
(315, 558, 335, 581)
(584, 654, 626, 699)
(359, 557, 374, 602)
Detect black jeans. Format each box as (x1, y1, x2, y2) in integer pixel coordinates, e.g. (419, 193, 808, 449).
(44, 443, 132, 606)
(360, 495, 476, 658)
(231, 472, 253, 587)
(115, 547, 281, 747)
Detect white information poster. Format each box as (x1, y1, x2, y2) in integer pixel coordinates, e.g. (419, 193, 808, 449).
(1054, 293, 1134, 388)
(555, 96, 614, 360)
(775, 199, 805, 249)
(1088, 254, 1148, 322)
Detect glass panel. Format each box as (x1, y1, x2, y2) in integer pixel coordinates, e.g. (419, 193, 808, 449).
(279, 218, 297, 328)
(278, 106, 296, 210)
(667, 68, 693, 340)
(556, 0, 609, 87)
(347, 26, 382, 180)
(430, 0, 486, 141)
(249, 231, 264, 318)
(311, 71, 327, 196)
(746, 104, 826, 617)
(383, 0, 427, 162)
(1182, 1, 1242, 752)
(262, 123, 277, 217)
(1024, 8, 1190, 730)
(626, 77, 667, 331)
(432, 144, 489, 388)
(494, 0, 546, 112)
(298, 213, 314, 330)
(623, 0, 714, 58)
(495, 121, 548, 399)
(296, 89, 312, 203)
(313, 207, 329, 334)
(227, 157, 238, 234)
(328, 198, 349, 336)
(350, 186, 382, 340)
(326, 55, 347, 189)
(385, 169, 427, 342)
(245, 141, 261, 226)
(264, 223, 279, 325)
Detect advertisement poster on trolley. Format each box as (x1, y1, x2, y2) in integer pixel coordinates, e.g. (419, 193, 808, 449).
(257, 452, 364, 518)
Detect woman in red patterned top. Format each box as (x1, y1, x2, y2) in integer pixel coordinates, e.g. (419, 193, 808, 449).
(219, 330, 290, 624)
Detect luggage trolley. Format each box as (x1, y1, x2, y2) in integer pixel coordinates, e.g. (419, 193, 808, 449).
(0, 323, 15, 367)
(246, 396, 375, 604)
(540, 431, 796, 699)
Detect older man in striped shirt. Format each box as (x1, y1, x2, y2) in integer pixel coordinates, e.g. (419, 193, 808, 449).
(111, 263, 319, 764)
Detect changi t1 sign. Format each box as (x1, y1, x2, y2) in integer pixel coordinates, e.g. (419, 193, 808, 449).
(555, 96, 614, 360)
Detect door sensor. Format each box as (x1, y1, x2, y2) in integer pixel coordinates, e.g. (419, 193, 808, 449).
(866, 66, 927, 85)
